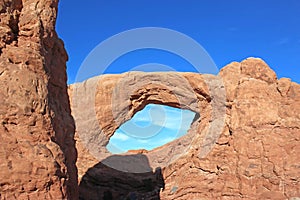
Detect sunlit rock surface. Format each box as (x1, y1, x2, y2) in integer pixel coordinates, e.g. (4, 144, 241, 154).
(70, 58, 300, 199)
(0, 0, 77, 199)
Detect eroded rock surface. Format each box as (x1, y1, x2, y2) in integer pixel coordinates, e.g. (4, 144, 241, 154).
(0, 0, 77, 199)
(70, 58, 300, 199)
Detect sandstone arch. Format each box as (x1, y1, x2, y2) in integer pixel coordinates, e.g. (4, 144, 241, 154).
(70, 70, 228, 180)
(70, 58, 300, 199)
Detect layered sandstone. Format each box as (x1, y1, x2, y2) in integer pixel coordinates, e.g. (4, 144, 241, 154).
(0, 0, 77, 199)
(70, 58, 300, 199)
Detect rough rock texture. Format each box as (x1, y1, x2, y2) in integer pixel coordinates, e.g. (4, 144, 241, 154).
(70, 58, 300, 199)
(0, 0, 77, 199)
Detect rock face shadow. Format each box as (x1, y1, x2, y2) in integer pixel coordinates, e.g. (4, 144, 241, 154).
(79, 154, 165, 200)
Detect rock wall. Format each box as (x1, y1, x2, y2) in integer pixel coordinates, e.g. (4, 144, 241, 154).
(70, 58, 300, 199)
(0, 0, 77, 199)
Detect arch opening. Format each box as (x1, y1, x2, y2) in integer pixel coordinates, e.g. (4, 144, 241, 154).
(107, 103, 197, 154)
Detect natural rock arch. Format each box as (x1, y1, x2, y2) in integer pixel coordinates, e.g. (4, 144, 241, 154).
(70, 58, 300, 199)
(70, 71, 226, 175)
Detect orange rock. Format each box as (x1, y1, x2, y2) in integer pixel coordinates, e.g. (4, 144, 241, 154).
(70, 58, 300, 199)
(0, 0, 77, 199)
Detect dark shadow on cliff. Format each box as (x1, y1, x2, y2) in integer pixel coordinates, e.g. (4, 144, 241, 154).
(79, 154, 165, 200)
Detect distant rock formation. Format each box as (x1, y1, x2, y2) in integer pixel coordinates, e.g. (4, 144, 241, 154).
(70, 58, 300, 199)
(0, 0, 77, 199)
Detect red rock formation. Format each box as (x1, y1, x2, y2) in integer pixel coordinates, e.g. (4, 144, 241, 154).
(0, 2, 298, 199)
(70, 58, 300, 199)
(0, 0, 78, 199)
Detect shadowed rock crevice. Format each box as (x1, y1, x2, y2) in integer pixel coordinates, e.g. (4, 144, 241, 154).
(79, 154, 165, 200)
(0, 0, 23, 54)
(7, 0, 22, 45)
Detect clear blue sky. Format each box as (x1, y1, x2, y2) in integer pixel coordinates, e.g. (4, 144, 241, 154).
(57, 0, 300, 84)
